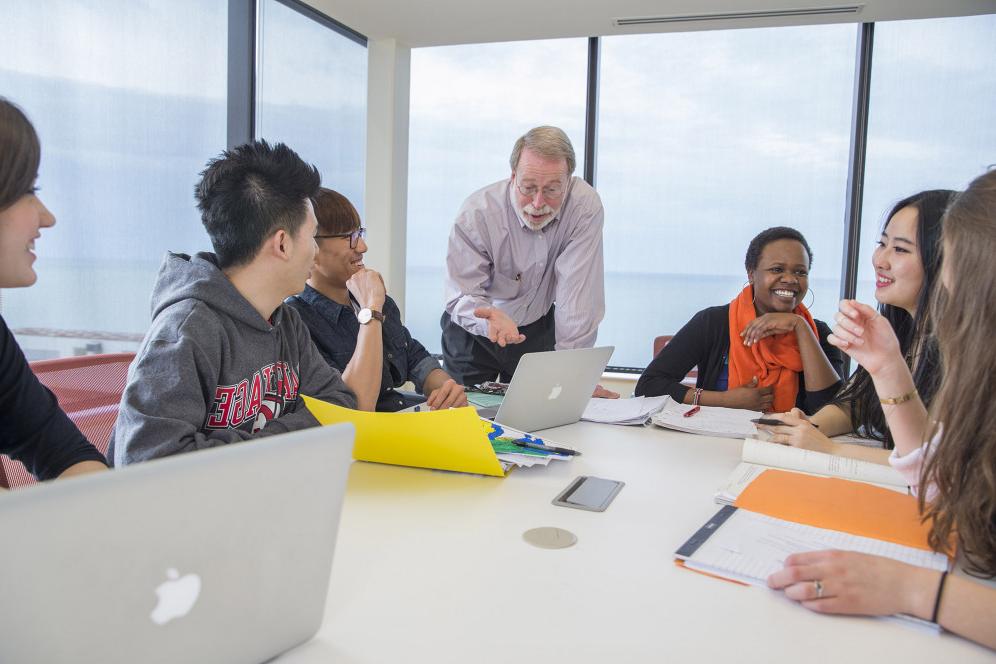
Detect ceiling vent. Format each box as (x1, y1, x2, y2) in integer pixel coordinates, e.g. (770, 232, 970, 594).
(614, 5, 864, 27)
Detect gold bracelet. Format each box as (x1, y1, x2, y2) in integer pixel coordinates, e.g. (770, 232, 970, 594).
(880, 387, 919, 405)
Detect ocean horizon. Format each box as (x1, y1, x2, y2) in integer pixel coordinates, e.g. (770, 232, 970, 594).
(405, 265, 865, 369)
(4, 259, 870, 368)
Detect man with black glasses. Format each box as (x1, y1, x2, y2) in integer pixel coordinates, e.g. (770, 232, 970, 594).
(441, 126, 608, 388)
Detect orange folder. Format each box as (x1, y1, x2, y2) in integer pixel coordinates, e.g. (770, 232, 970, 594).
(734, 469, 942, 553)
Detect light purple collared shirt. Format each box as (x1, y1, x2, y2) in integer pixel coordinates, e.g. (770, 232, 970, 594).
(444, 176, 605, 350)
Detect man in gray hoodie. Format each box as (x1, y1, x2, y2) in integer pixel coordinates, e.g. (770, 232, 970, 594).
(109, 141, 357, 465)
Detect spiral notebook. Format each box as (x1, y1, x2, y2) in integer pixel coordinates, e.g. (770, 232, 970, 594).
(676, 469, 950, 629)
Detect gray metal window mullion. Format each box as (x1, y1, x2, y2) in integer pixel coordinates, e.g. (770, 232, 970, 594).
(227, 0, 256, 149)
(583, 36, 600, 187)
(838, 22, 875, 376)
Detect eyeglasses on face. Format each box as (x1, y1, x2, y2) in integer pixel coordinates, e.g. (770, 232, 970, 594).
(315, 227, 367, 249)
(514, 182, 565, 200)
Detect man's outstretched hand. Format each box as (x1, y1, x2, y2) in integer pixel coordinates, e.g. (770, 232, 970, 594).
(474, 307, 526, 347)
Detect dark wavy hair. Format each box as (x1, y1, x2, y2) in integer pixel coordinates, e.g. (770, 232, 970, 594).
(922, 169, 996, 576)
(195, 140, 321, 269)
(832, 189, 955, 448)
(744, 226, 813, 272)
(0, 98, 41, 212)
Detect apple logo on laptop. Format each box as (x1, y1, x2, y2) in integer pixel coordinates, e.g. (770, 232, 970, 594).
(547, 384, 563, 400)
(150, 568, 202, 626)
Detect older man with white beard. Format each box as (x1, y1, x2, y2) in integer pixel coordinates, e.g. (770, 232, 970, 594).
(440, 125, 606, 387)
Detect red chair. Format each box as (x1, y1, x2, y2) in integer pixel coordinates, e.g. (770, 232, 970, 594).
(651, 335, 698, 386)
(652, 335, 673, 358)
(0, 353, 134, 489)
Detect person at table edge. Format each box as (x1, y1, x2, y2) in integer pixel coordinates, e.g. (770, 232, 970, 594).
(635, 226, 842, 414)
(440, 125, 606, 387)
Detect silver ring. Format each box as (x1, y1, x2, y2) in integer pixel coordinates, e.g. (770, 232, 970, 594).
(814, 580, 824, 599)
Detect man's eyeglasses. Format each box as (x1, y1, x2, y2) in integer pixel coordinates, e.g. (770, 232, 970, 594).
(514, 182, 565, 200)
(315, 227, 367, 249)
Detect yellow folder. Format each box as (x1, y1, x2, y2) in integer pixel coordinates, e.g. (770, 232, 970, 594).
(301, 395, 505, 477)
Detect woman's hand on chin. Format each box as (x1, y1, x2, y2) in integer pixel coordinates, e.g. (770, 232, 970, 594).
(740, 313, 800, 346)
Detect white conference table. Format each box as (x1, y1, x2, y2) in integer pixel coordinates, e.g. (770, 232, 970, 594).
(278, 421, 994, 663)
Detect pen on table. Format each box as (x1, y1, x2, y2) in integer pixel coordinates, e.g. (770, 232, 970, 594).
(511, 439, 581, 457)
(683, 406, 700, 418)
(750, 417, 819, 429)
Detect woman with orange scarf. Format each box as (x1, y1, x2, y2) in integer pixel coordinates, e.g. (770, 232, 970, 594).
(635, 227, 842, 414)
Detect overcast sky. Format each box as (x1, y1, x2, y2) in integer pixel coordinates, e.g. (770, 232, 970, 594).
(1, 4, 992, 351)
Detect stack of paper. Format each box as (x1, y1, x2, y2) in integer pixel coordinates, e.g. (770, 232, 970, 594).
(715, 438, 908, 505)
(302, 396, 508, 476)
(650, 398, 759, 438)
(581, 395, 669, 425)
(302, 395, 576, 476)
(485, 421, 575, 469)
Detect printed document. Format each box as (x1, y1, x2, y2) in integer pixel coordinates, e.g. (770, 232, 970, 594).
(650, 399, 758, 438)
(715, 438, 907, 504)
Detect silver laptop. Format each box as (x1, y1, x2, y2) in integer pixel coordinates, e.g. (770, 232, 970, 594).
(0, 423, 354, 664)
(481, 346, 614, 431)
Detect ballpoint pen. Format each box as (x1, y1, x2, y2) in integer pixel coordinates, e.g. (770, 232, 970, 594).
(511, 438, 581, 457)
(751, 417, 819, 428)
(683, 406, 700, 417)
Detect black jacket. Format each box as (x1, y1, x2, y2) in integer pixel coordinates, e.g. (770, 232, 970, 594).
(635, 305, 844, 415)
(0, 315, 106, 479)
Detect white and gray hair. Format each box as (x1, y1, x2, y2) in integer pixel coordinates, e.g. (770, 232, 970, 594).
(509, 126, 576, 175)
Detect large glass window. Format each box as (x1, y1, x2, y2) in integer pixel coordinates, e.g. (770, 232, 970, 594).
(856, 14, 996, 307)
(0, 0, 227, 359)
(598, 25, 857, 369)
(405, 38, 589, 351)
(256, 0, 368, 215)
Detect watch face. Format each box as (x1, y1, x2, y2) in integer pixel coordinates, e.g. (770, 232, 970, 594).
(357, 308, 371, 324)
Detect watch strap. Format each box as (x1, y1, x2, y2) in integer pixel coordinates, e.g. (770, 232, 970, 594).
(358, 308, 385, 325)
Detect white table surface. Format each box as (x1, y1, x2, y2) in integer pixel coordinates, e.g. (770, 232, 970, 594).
(277, 421, 995, 663)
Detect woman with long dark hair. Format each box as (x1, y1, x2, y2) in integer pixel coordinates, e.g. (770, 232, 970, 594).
(0, 98, 106, 482)
(758, 190, 954, 460)
(768, 170, 996, 650)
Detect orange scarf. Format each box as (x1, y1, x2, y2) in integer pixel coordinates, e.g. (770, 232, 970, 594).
(727, 285, 818, 413)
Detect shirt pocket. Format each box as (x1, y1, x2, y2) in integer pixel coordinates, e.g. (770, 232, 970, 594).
(382, 322, 409, 362)
(489, 271, 521, 299)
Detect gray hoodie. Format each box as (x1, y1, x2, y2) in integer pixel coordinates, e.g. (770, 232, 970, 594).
(108, 252, 356, 465)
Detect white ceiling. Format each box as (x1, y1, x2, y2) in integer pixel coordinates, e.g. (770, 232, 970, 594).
(305, 0, 996, 47)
